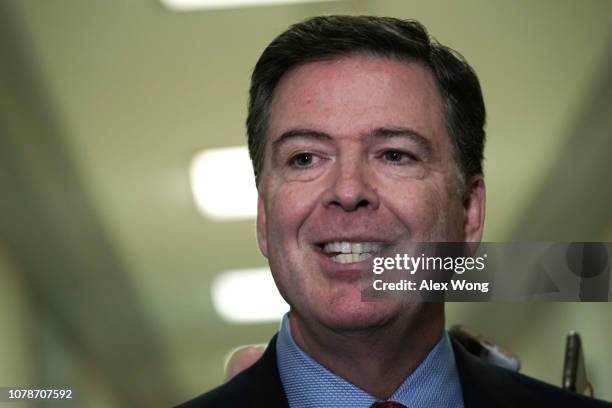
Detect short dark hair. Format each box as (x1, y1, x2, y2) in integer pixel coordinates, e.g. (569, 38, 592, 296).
(247, 15, 486, 187)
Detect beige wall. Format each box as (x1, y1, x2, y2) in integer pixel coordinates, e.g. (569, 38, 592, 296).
(0, 244, 32, 407)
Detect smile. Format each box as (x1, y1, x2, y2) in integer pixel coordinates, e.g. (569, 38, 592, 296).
(322, 241, 383, 264)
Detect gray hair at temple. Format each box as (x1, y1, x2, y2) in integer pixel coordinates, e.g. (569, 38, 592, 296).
(247, 15, 486, 192)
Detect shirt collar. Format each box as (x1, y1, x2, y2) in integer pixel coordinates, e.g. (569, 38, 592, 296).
(276, 313, 464, 408)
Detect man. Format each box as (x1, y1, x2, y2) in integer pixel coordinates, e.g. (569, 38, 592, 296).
(180, 15, 611, 407)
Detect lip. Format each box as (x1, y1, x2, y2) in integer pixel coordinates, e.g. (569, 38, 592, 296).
(314, 236, 392, 246)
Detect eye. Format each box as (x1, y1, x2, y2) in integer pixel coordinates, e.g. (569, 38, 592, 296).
(382, 149, 418, 165)
(289, 152, 318, 168)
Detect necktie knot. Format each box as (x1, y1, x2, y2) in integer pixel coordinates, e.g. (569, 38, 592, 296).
(370, 402, 407, 408)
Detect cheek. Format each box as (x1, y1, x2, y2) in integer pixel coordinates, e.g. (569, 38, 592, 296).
(379, 180, 455, 237)
(264, 182, 327, 303)
(266, 182, 319, 245)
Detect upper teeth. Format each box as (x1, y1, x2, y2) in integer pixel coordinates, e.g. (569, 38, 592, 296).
(323, 241, 382, 254)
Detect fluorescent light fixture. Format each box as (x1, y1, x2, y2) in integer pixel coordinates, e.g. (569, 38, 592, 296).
(211, 268, 288, 323)
(190, 146, 258, 221)
(161, 0, 336, 11)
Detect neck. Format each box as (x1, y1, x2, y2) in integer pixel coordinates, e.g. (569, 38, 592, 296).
(289, 305, 445, 400)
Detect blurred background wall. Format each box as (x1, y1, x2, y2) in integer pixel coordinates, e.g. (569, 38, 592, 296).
(0, 0, 611, 406)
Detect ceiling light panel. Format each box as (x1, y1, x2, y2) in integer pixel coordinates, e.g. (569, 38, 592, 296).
(190, 146, 258, 221)
(211, 268, 288, 323)
(161, 0, 337, 11)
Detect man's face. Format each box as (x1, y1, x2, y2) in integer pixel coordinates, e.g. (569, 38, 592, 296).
(256, 55, 484, 331)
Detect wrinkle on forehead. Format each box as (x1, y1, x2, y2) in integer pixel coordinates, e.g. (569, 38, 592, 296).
(267, 55, 446, 144)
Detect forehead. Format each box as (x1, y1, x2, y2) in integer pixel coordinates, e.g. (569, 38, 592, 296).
(267, 55, 448, 142)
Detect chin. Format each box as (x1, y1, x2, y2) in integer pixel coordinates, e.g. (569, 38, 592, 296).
(313, 292, 401, 332)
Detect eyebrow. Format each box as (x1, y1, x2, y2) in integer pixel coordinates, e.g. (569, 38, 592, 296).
(271, 129, 332, 151)
(270, 126, 433, 155)
(365, 127, 433, 155)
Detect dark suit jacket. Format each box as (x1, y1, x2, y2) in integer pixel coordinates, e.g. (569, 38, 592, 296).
(178, 334, 612, 407)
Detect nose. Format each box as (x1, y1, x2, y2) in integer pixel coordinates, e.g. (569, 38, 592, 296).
(322, 157, 380, 212)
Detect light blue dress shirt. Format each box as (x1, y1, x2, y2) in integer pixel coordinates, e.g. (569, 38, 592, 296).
(276, 313, 464, 408)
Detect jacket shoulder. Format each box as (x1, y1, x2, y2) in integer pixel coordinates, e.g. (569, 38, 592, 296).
(176, 368, 257, 407)
(452, 339, 612, 407)
(175, 334, 288, 408)
(491, 363, 610, 407)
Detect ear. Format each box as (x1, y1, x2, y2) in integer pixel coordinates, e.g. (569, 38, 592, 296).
(256, 193, 268, 258)
(463, 175, 486, 242)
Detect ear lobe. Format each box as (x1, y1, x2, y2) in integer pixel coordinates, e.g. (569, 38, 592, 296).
(256, 194, 268, 258)
(463, 176, 486, 243)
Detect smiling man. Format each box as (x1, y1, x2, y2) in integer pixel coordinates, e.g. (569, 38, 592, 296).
(180, 15, 611, 408)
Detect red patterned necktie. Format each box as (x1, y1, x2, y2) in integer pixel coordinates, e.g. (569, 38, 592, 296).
(370, 402, 407, 408)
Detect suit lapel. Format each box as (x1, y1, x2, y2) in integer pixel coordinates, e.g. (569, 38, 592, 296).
(451, 337, 512, 408)
(251, 334, 290, 407)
